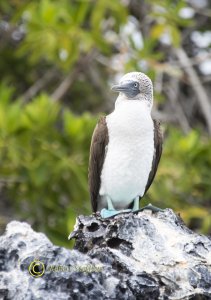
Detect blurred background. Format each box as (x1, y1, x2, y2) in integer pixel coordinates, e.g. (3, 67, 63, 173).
(0, 0, 211, 247)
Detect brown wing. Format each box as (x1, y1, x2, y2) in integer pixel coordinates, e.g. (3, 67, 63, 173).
(144, 119, 163, 195)
(88, 116, 109, 212)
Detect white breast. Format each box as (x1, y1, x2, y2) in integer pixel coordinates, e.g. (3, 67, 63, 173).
(99, 100, 154, 210)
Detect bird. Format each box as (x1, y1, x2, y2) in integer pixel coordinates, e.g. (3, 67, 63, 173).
(88, 72, 163, 218)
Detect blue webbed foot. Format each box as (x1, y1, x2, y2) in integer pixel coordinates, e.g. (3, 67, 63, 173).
(134, 203, 164, 213)
(100, 208, 131, 218)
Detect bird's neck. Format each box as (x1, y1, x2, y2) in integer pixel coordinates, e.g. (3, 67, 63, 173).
(115, 94, 152, 112)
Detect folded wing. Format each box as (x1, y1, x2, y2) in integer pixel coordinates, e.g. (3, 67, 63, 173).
(144, 119, 163, 195)
(88, 116, 109, 212)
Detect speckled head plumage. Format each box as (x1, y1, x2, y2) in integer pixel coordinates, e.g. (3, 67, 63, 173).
(112, 72, 153, 108)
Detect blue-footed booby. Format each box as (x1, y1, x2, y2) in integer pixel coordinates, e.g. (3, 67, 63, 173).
(88, 72, 163, 218)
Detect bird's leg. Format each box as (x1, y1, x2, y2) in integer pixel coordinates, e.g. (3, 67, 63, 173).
(100, 197, 118, 218)
(100, 197, 131, 218)
(134, 203, 164, 214)
(107, 197, 115, 210)
(132, 196, 140, 211)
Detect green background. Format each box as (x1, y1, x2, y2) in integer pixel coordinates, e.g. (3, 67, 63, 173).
(0, 0, 211, 247)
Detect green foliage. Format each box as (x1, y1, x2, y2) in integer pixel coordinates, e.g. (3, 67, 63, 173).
(149, 0, 193, 46)
(0, 0, 211, 246)
(0, 81, 210, 247)
(126, 0, 193, 76)
(146, 127, 211, 234)
(15, 0, 127, 70)
(0, 85, 97, 246)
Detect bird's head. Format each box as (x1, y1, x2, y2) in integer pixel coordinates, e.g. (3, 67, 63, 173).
(111, 72, 153, 109)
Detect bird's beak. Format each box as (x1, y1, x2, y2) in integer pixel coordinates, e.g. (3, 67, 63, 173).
(111, 82, 131, 93)
(111, 84, 122, 92)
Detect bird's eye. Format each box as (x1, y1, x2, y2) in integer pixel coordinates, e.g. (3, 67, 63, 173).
(134, 82, 138, 88)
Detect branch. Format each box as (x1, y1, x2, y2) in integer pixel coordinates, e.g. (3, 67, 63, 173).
(51, 52, 95, 102)
(21, 69, 56, 103)
(165, 78, 191, 134)
(196, 8, 211, 18)
(51, 68, 79, 102)
(175, 47, 211, 135)
(84, 63, 113, 112)
(152, 109, 178, 123)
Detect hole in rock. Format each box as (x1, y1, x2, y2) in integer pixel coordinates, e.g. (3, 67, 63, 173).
(87, 222, 99, 232)
(107, 237, 124, 248)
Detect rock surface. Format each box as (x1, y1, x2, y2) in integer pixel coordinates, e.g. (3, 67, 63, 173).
(0, 209, 211, 299)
